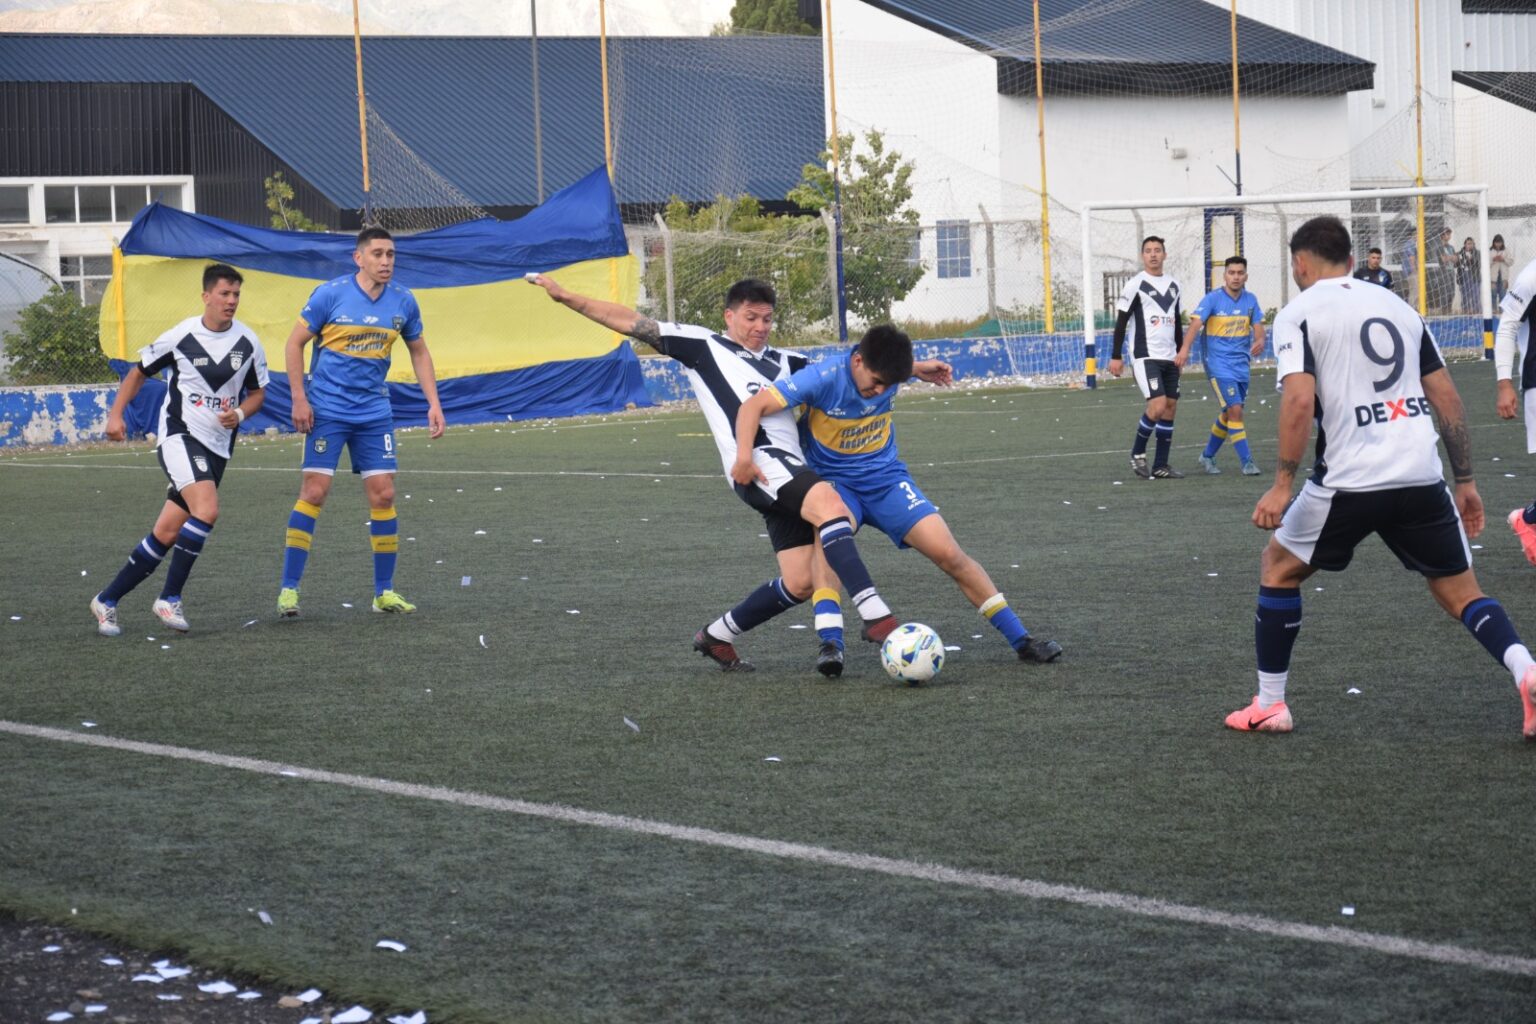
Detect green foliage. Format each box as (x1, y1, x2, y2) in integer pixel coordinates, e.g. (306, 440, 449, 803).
(726, 0, 818, 34)
(1, 286, 111, 385)
(788, 130, 924, 324)
(264, 172, 327, 232)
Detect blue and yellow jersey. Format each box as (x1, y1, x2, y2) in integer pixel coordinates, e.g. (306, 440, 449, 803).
(1192, 286, 1262, 380)
(768, 351, 904, 486)
(301, 275, 424, 422)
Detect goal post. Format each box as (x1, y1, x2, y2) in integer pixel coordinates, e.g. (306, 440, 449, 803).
(1079, 183, 1492, 389)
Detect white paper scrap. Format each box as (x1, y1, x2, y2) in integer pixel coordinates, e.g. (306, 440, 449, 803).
(341, 603, 353, 609)
(566, 609, 580, 615)
(236, 991, 261, 1000)
(763, 756, 782, 762)
(46, 1013, 73, 1022)
(1341, 906, 1356, 916)
(156, 966, 192, 979)
(1062, 500, 1072, 505)
(1347, 687, 1362, 695)
(9, 615, 21, 621)
(295, 988, 323, 1004)
(479, 635, 487, 648)
(788, 623, 807, 629)
(156, 994, 183, 1001)
(388, 1012, 428, 1024)
(199, 981, 238, 994)
(1207, 573, 1219, 577)
(160, 644, 171, 650)
(243, 619, 258, 628)
(623, 717, 640, 733)
(42, 944, 61, 952)
(494, 486, 503, 491)
(461, 576, 471, 586)
(131, 975, 163, 984)
(258, 910, 274, 925)
(944, 645, 962, 651)
(81, 570, 88, 576)
(1506, 473, 1518, 478)
(83, 1005, 107, 1014)
(334, 1006, 374, 1023)
(375, 939, 408, 952)
(279, 770, 298, 777)
(79, 721, 96, 728)
(532, 538, 543, 543)
(300, 1018, 324, 1024)
(474, 530, 486, 535)
(100, 957, 122, 966)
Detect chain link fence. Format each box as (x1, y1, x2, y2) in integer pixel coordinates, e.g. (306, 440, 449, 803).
(0, 252, 114, 387)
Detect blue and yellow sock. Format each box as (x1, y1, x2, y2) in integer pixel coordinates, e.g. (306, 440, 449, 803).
(1153, 421, 1174, 467)
(1203, 414, 1229, 458)
(99, 533, 169, 604)
(159, 516, 212, 600)
(979, 593, 1029, 650)
(370, 507, 399, 596)
(1229, 419, 1252, 464)
(282, 499, 321, 590)
(813, 587, 845, 651)
(1131, 415, 1154, 457)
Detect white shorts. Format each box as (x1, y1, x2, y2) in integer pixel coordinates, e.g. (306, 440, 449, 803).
(1524, 388, 1536, 454)
(157, 433, 225, 494)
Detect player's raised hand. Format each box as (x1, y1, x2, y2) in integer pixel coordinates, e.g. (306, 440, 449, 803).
(104, 411, 126, 442)
(525, 272, 568, 303)
(1453, 481, 1485, 538)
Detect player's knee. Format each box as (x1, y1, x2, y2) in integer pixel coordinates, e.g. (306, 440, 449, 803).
(369, 483, 396, 508)
(299, 476, 331, 506)
(802, 482, 847, 524)
(782, 574, 814, 603)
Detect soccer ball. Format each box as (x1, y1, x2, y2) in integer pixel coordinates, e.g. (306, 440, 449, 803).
(881, 623, 945, 684)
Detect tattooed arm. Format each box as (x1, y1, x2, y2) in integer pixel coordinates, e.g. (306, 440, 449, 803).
(1423, 366, 1486, 538)
(1253, 371, 1315, 531)
(524, 274, 661, 345)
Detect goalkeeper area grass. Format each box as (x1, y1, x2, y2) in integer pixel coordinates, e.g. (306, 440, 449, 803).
(2, 359, 1534, 1023)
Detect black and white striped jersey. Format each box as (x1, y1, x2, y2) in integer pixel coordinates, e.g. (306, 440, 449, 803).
(652, 322, 808, 479)
(1272, 275, 1445, 492)
(1113, 272, 1183, 361)
(139, 315, 268, 459)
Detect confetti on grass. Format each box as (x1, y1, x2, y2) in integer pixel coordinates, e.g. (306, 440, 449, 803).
(1341, 906, 1356, 916)
(375, 939, 408, 953)
(623, 717, 640, 733)
(334, 1007, 374, 1023)
(199, 982, 238, 994)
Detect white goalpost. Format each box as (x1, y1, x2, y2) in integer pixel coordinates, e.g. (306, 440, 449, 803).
(1078, 183, 1493, 388)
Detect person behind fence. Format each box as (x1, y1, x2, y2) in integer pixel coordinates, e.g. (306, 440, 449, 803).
(1108, 235, 1186, 479)
(90, 263, 268, 637)
(1490, 234, 1513, 307)
(1176, 255, 1266, 476)
(1434, 226, 1458, 313)
(1228, 215, 1536, 741)
(1351, 247, 1393, 290)
(731, 324, 1063, 669)
(276, 227, 446, 618)
(526, 273, 899, 676)
(1458, 236, 1481, 315)
(1494, 252, 1536, 566)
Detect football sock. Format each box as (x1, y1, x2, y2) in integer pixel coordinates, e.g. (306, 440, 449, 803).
(370, 507, 399, 596)
(707, 578, 804, 642)
(1203, 415, 1228, 458)
(1153, 421, 1174, 467)
(1522, 501, 1536, 526)
(159, 516, 212, 600)
(1254, 585, 1302, 706)
(818, 517, 892, 621)
(282, 499, 322, 589)
(99, 533, 169, 604)
(813, 587, 845, 651)
(1130, 415, 1154, 457)
(1459, 597, 1533, 684)
(979, 593, 1029, 649)
(1229, 419, 1252, 464)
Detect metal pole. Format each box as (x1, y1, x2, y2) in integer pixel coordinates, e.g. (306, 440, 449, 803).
(1479, 191, 1493, 359)
(351, 0, 373, 225)
(653, 212, 675, 322)
(1080, 204, 1095, 388)
(599, 0, 614, 182)
(1032, 0, 1054, 332)
(1230, 0, 1244, 258)
(979, 204, 997, 321)
(823, 0, 848, 341)
(1413, 0, 1427, 315)
(531, 0, 545, 204)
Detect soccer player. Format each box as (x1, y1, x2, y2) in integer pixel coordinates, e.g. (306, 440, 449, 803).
(1351, 247, 1393, 290)
(276, 227, 445, 617)
(527, 274, 898, 675)
(1493, 253, 1536, 564)
(1227, 216, 1536, 740)
(731, 325, 1063, 668)
(90, 263, 268, 636)
(1108, 236, 1185, 478)
(1176, 256, 1266, 476)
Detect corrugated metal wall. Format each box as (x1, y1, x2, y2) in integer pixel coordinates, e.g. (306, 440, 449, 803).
(1461, 12, 1536, 72)
(0, 81, 339, 229)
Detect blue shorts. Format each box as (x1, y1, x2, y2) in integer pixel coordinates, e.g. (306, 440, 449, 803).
(302, 415, 397, 477)
(833, 472, 938, 549)
(1207, 374, 1249, 409)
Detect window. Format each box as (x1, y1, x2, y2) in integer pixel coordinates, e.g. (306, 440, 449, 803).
(0, 186, 28, 224)
(38, 182, 183, 223)
(936, 220, 971, 279)
(150, 184, 183, 210)
(905, 226, 922, 268)
(78, 185, 113, 222)
(45, 185, 75, 223)
(114, 184, 149, 222)
(60, 255, 113, 305)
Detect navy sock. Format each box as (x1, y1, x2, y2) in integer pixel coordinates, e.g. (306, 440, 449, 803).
(1153, 422, 1173, 467)
(1255, 585, 1302, 674)
(100, 533, 169, 603)
(1461, 597, 1522, 668)
(818, 518, 891, 621)
(160, 516, 212, 600)
(1523, 501, 1536, 526)
(712, 578, 804, 639)
(1131, 415, 1154, 457)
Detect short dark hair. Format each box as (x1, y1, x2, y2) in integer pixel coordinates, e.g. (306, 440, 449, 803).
(1141, 235, 1166, 251)
(725, 278, 776, 310)
(202, 263, 243, 291)
(1367, 247, 1383, 256)
(356, 226, 394, 250)
(1288, 216, 1352, 265)
(1223, 256, 1247, 269)
(857, 324, 913, 387)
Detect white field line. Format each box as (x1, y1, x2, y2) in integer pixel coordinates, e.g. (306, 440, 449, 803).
(3, 719, 1534, 979)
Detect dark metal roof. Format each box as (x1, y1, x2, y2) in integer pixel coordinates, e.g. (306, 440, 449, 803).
(860, 0, 1375, 95)
(0, 33, 825, 211)
(1453, 71, 1536, 116)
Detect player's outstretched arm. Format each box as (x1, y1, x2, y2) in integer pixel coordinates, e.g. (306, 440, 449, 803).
(913, 359, 953, 386)
(405, 338, 446, 439)
(1423, 367, 1484, 537)
(104, 365, 148, 441)
(525, 273, 660, 346)
(1254, 372, 1314, 530)
(285, 321, 318, 433)
(731, 390, 779, 487)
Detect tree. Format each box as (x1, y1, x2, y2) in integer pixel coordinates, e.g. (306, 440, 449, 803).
(726, 0, 818, 35)
(1, 286, 111, 385)
(788, 129, 925, 324)
(265, 172, 327, 232)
